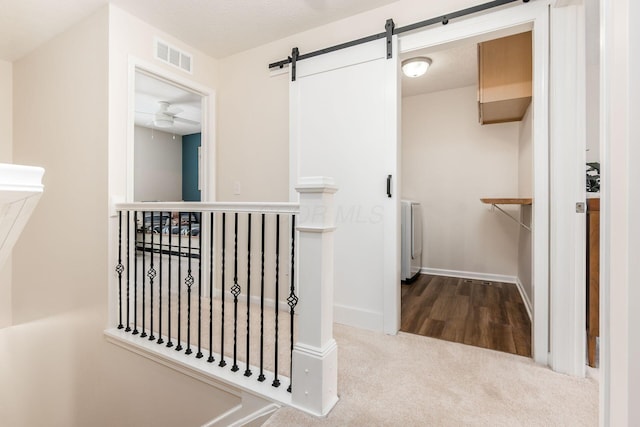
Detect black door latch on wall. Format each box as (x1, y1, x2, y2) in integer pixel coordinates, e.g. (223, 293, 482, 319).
(387, 175, 392, 198)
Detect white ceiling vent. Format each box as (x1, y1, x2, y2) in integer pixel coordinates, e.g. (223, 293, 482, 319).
(155, 39, 193, 74)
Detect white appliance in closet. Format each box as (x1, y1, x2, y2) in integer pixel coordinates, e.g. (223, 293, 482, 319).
(401, 200, 422, 282)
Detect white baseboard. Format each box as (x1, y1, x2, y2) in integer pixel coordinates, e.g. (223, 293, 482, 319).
(420, 267, 517, 285)
(515, 277, 533, 321)
(333, 304, 383, 332)
(419, 267, 533, 322)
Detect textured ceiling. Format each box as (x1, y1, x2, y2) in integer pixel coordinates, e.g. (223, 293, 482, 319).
(110, 0, 399, 59)
(0, 0, 108, 61)
(1, 1, 506, 99)
(0, 0, 399, 62)
(401, 42, 478, 98)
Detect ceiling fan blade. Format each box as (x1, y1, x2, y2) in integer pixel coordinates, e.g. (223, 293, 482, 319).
(174, 116, 200, 126)
(166, 106, 183, 116)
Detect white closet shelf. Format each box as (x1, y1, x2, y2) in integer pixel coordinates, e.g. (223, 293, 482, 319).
(480, 197, 532, 231)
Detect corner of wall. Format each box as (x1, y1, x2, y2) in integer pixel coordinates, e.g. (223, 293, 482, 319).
(0, 58, 13, 327)
(0, 59, 12, 162)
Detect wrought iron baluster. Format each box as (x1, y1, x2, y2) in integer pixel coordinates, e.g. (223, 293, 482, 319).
(196, 212, 203, 359)
(166, 211, 174, 348)
(176, 212, 183, 352)
(141, 211, 147, 338)
(208, 212, 215, 363)
(244, 213, 252, 377)
(258, 214, 266, 382)
(231, 212, 240, 372)
(287, 214, 298, 392)
(219, 212, 227, 368)
(116, 211, 124, 329)
(133, 211, 139, 335)
(157, 211, 164, 345)
(148, 212, 156, 341)
(186, 213, 194, 355)
(125, 211, 131, 332)
(272, 214, 281, 388)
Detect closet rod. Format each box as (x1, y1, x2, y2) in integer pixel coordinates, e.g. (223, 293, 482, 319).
(267, 0, 530, 71)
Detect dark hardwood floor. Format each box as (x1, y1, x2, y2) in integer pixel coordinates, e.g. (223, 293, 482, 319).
(401, 274, 531, 357)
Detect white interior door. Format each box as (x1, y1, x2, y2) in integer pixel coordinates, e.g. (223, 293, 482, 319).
(290, 38, 400, 333)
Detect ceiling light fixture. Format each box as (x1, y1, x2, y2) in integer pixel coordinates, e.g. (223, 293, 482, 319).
(401, 57, 432, 78)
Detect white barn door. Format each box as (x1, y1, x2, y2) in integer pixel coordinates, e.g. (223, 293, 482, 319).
(290, 38, 400, 333)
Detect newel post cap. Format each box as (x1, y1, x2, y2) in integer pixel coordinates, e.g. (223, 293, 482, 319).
(295, 176, 338, 194)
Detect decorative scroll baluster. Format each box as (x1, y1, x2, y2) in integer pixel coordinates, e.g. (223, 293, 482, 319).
(244, 213, 252, 377)
(176, 212, 183, 352)
(166, 211, 174, 348)
(219, 212, 227, 368)
(258, 214, 266, 382)
(133, 211, 139, 335)
(157, 211, 164, 345)
(116, 211, 124, 329)
(125, 211, 131, 332)
(272, 214, 281, 388)
(196, 212, 204, 359)
(186, 213, 194, 355)
(231, 213, 240, 372)
(148, 212, 156, 341)
(287, 215, 298, 392)
(208, 212, 215, 363)
(114, 208, 310, 386)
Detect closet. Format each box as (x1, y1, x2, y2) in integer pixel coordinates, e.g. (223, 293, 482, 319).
(399, 31, 534, 356)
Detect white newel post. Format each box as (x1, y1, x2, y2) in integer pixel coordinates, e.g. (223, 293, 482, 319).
(291, 176, 339, 416)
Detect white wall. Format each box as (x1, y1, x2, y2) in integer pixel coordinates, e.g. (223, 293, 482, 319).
(585, 0, 600, 163)
(518, 105, 533, 305)
(216, 0, 494, 202)
(0, 61, 10, 163)
(2, 7, 238, 426)
(134, 125, 182, 201)
(601, 0, 640, 424)
(401, 85, 520, 278)
(108, 4, 218, 208)
(107, 2, 219, 318)
(0, 60, 12, 328)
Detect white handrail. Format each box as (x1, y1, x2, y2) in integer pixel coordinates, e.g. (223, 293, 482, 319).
(107, 177, 337, 417)
(0, 163, 45, 269)
(115, 201, 299, 215)
(0, 163, 44, 197)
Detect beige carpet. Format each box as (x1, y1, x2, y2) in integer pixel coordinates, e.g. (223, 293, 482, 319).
(264, 324, 598, 426)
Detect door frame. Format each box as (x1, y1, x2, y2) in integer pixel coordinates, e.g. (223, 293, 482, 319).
(126, 57, 216, 202)
(397, 0, 589, 374)
(397, 2, 552, 366)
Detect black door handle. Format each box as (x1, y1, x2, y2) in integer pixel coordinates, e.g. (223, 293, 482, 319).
(387, 175, 392, 198)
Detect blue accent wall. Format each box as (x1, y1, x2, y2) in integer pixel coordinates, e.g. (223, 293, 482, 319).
(182, 133, 201, 201)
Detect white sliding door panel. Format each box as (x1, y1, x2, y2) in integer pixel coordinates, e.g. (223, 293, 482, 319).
(290, 39, 399, 333)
